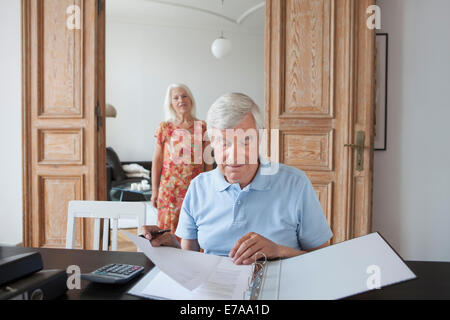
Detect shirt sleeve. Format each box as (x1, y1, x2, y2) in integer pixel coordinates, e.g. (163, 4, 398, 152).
(297, 177, 333, 250)
(175, 183, 198, 240)
(154, 122, 165, 147)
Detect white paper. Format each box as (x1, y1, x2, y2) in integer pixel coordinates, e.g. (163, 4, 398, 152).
(142, 258, 253, 300)
(122, 230, 221, 290)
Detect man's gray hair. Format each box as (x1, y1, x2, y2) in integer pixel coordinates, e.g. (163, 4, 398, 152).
(206, 93, 264, 138)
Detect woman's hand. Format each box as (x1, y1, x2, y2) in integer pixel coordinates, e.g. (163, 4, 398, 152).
(140, 225, 180, 249)
(229, 232, 304, 265)
(151, 191, 158, 209)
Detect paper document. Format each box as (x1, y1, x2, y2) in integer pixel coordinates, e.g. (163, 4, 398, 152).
(122, 230, 221, 290)
(141, 258, 253, 300)
(126, 231, 414, 300)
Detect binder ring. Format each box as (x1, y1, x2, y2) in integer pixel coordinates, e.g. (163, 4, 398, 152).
(253, 251, 267, 265)
(245, 259, 266, 300)
(247, 262, 263, 287)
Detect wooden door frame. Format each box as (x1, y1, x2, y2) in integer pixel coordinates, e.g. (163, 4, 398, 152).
(264, 0, 375, 242)
(21, 0, 106, 248)
(21, 0, 31, 247)
(349, 0, 376, 238)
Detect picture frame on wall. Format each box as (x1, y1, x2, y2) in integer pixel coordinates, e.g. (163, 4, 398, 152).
(375, 33, 389, 151)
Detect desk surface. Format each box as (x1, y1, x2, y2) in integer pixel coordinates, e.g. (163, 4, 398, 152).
(1, 246, 153, 300)
(2, 246, 449, 300)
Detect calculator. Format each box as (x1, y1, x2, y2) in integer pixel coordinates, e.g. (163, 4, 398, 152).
(81, 264, 145, 284)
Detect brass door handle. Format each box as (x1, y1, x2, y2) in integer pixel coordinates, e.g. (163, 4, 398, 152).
(345, 131, 365, 171)
(344, 144, 363, 149)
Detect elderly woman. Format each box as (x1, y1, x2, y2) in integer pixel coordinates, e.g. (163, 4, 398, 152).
(151, 84, 213, 239)
(144, 93, 333, 265)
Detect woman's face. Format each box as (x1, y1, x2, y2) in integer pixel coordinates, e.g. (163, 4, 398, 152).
(171, 88, 192, 118)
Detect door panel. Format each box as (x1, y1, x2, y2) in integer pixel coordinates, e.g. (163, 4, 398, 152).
(40, 175, 84, 248)
(284, 0, 333, 118)
(22, 0, 106, 249)
(282, 128, 334, 171)
(38, 129, 84, 165)
(40, 0, 83, 118)
(266, 0, 375, 244)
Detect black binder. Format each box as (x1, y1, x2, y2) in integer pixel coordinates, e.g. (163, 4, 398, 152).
(0, 269, 68, 300)
(0, 250, 43, 286)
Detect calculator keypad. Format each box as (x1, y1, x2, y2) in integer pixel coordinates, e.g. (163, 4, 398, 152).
(82, 263, 144, 284)
(93, 264, 144, 278)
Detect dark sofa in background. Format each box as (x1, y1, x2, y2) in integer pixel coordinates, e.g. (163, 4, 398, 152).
(106, 147, 152, 201)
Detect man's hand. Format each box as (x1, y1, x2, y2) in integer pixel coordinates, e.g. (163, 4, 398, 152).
(230, 232, 306, 265)
(140, 226, 180, 249)
(229, 233, 281, 265)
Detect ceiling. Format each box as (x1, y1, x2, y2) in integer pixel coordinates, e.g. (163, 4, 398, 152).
(107, 0, 265, 34)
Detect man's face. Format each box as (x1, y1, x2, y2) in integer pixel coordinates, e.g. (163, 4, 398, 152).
(211, 113, 260, 187)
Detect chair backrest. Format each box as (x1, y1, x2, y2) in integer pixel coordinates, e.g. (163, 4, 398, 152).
(66, 201, 146, 251)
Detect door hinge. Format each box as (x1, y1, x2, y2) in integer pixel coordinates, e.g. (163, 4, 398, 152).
(95, 102, 103, 131)
(98, 0, 103, 14)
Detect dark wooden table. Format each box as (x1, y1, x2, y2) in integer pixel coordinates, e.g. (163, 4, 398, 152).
(350, 260, 450, 300)
(1, 246, 154, 300)
(2, 246, 450, 300)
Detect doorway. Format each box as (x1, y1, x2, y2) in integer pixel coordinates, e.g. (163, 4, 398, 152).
(21, 0, 375, 249)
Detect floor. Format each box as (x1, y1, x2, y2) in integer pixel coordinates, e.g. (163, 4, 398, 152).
(109, 228, 139, 252)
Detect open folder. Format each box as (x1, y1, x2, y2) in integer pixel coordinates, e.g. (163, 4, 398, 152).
(125, 232, 416, 300)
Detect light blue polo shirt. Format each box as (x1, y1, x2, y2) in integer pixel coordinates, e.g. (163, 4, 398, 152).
(175, 163, 333, 256)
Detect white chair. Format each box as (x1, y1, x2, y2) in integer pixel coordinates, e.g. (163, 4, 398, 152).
(144, 202, 158, 225)
(66, 201, 147, 251)
(113, 201, 157, 229)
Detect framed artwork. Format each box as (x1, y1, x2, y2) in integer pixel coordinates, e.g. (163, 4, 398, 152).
(375, 33, 388, 151)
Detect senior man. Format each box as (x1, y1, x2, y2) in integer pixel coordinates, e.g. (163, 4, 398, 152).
(142, 93, 333, 265)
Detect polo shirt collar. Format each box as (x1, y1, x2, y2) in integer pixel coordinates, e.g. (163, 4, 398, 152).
(213, 163, 272, 192)
(249, 163, 272, 191)
(213, 168, 232, 192)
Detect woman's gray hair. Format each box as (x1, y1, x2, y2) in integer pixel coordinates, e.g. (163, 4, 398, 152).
(163, 83, 197, 122)
(206, 93, 264, 138)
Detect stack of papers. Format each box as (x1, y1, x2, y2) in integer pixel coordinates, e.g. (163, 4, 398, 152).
(123, 231, 253, 300)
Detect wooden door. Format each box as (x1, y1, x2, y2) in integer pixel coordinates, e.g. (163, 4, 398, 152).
(265, 0, 375, 244)
(22, 0, 106, 249)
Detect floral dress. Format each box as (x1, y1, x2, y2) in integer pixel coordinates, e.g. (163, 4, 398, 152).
(154, 121, 207, 238)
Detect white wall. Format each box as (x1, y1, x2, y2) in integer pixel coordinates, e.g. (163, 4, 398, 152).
(373, 0, 450, 261)
(0, 0, 23, 245)
(105, 20, 264, 161)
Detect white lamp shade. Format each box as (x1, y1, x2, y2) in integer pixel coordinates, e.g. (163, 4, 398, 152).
(211, 37, 232, 59)
(106, 104, 117, 118)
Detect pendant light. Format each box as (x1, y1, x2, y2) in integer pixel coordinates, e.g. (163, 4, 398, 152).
(211, 0, 232, 59)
